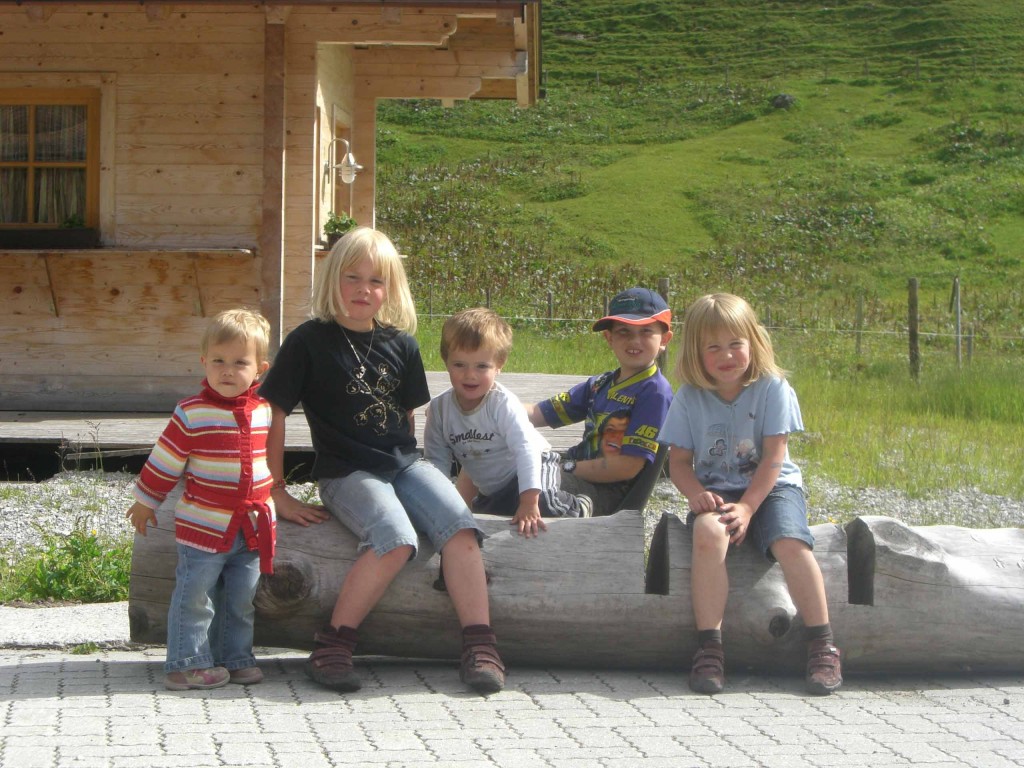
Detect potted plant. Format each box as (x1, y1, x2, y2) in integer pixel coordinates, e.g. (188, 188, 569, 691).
(323, 211, 357, 248)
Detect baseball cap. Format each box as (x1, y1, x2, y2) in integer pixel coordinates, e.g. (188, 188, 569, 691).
(592, 287, 672, 331)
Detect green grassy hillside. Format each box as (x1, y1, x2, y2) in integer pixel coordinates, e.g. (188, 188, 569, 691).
(376, 1, 1024, 502)
(376, 0, 1023, 344)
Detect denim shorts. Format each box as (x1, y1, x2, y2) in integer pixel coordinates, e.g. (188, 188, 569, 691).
(689, 484, 814, 561)
(319, 459, 483, 558)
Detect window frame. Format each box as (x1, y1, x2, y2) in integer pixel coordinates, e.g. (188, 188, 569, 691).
(0, 87, 101, 230)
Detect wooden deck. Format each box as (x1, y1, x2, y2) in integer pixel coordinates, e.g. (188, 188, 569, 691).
(0, 371, 586, 458)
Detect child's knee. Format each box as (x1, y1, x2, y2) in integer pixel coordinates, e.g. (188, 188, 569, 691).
(691, 514, 727, 553)
(442, 528, 480, 552)
(769, 536, 812, 561)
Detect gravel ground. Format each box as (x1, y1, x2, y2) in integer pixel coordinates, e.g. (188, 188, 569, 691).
(2, 470, 1023, 564)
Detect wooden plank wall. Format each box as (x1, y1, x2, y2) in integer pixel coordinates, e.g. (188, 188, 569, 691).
(0, 3, 531, 409)
(0, 249, 261, 410)
(0, 6, 267, 250)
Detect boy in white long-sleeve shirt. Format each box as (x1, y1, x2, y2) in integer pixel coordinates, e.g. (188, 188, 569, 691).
(424, 308, 592, 537)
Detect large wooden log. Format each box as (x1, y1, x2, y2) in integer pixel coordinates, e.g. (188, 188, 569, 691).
(128, 505, 1024, 673)
(843, 516, 1024, 672)
(129, 504, 682, 667)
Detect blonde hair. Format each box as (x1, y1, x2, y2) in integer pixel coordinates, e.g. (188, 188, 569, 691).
(201, 308, 271, 362)
(440, 307, 513, 367)
(310, 226, 417, 334)
(674, 293, 784, 390)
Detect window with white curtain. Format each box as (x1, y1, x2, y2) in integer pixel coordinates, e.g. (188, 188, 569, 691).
(0, 89, 99, 228)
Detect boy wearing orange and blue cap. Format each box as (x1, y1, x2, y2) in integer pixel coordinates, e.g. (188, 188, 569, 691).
(526, 288, 674, 516)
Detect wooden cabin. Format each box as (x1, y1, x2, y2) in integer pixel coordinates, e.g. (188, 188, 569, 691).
(0, 0, 541, 411)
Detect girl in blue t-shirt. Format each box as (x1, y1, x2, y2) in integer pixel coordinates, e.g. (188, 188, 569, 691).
(659, 293, 841, 696)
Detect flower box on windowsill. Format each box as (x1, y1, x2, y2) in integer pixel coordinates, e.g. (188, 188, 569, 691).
(0, 227, 100, 250)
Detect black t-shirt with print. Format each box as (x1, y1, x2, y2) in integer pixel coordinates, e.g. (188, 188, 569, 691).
(260, 319, 429, 479)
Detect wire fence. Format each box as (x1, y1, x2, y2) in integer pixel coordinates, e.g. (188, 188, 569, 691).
(416, 276, 1024, 372)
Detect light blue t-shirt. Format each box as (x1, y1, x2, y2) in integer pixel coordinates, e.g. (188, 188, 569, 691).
(659, 376, 803, 493)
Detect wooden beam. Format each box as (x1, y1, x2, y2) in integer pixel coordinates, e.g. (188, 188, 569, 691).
(517, 3, 540, 106)
(353, 47, 525, 79)
(265, 5, 291, 26)
(287, 12, 458, 46)
(350, 96, 377, 227)
(355, 75, 481, 100)
(473, 79, 516, 99)
(260, 19, 286, 353)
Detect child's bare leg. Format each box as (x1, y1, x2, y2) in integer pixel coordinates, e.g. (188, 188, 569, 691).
(308, 545, 413, 692)
(439, 529, 490, 627)
(688, 512, 731, 694)
(330, 545, 414, 629)
(440, 528, 504, 693)
(769, 538, 828, 626)
(770, 537, 842, 694)
(691, 512, 730, 630)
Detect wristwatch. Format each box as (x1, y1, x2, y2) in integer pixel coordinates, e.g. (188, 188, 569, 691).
(561, 458, 577, 474)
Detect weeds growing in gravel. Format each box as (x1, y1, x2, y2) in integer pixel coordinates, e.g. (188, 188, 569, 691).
(0, 519, 131, 604)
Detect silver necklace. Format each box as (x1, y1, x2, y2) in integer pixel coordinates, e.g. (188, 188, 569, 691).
(339, 323, 375, 379)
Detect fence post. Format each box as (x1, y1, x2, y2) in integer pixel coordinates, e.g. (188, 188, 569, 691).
(485, 287, 491, 309)
(950, 276, 962, 369)
(908, 278, 920, 381)
(855, 293, 864, 358)
(546, 290, 553, 326)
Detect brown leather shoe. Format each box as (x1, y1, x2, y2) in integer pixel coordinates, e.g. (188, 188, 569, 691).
(688, 642, 725, 694)
(460, 625, 505, 694)
(306, 625, 361, 691)
(806, 639, 842, 695)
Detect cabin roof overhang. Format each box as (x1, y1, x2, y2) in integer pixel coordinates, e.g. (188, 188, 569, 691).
(0, 0, 542, 105)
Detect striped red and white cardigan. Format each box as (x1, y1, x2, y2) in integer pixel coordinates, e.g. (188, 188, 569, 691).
(132, 379, 276, 573)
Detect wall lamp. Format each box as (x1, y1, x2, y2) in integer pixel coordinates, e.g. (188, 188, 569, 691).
(324, 137, 363, 184)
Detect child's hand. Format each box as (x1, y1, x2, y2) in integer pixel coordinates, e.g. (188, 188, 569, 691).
(272, 487, 330, 527)
(126, 502, 157, 536)
(717, 501, 754, 546)
(687, 490, 724, 515)
(511, 501, 547, 538)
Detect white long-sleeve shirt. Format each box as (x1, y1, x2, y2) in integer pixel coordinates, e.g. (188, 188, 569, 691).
(423, 381, 551, 496)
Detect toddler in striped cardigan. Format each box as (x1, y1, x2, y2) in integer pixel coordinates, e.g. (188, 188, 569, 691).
(126, 308, 277, 691)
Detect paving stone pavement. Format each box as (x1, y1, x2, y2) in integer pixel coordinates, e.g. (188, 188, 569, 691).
(2, 644, 1024, 768)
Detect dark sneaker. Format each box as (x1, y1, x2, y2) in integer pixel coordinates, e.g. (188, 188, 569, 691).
(806, 639, 842, 695)
(460, 625, 505, 694)
(306, 625, 362, 691)
(688, 642, 725, 694)
(165, 666, 230, 691)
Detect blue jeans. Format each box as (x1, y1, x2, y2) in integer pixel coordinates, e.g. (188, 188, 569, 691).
(165, 532, 260, 673)
(319, 459, 483, 558)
